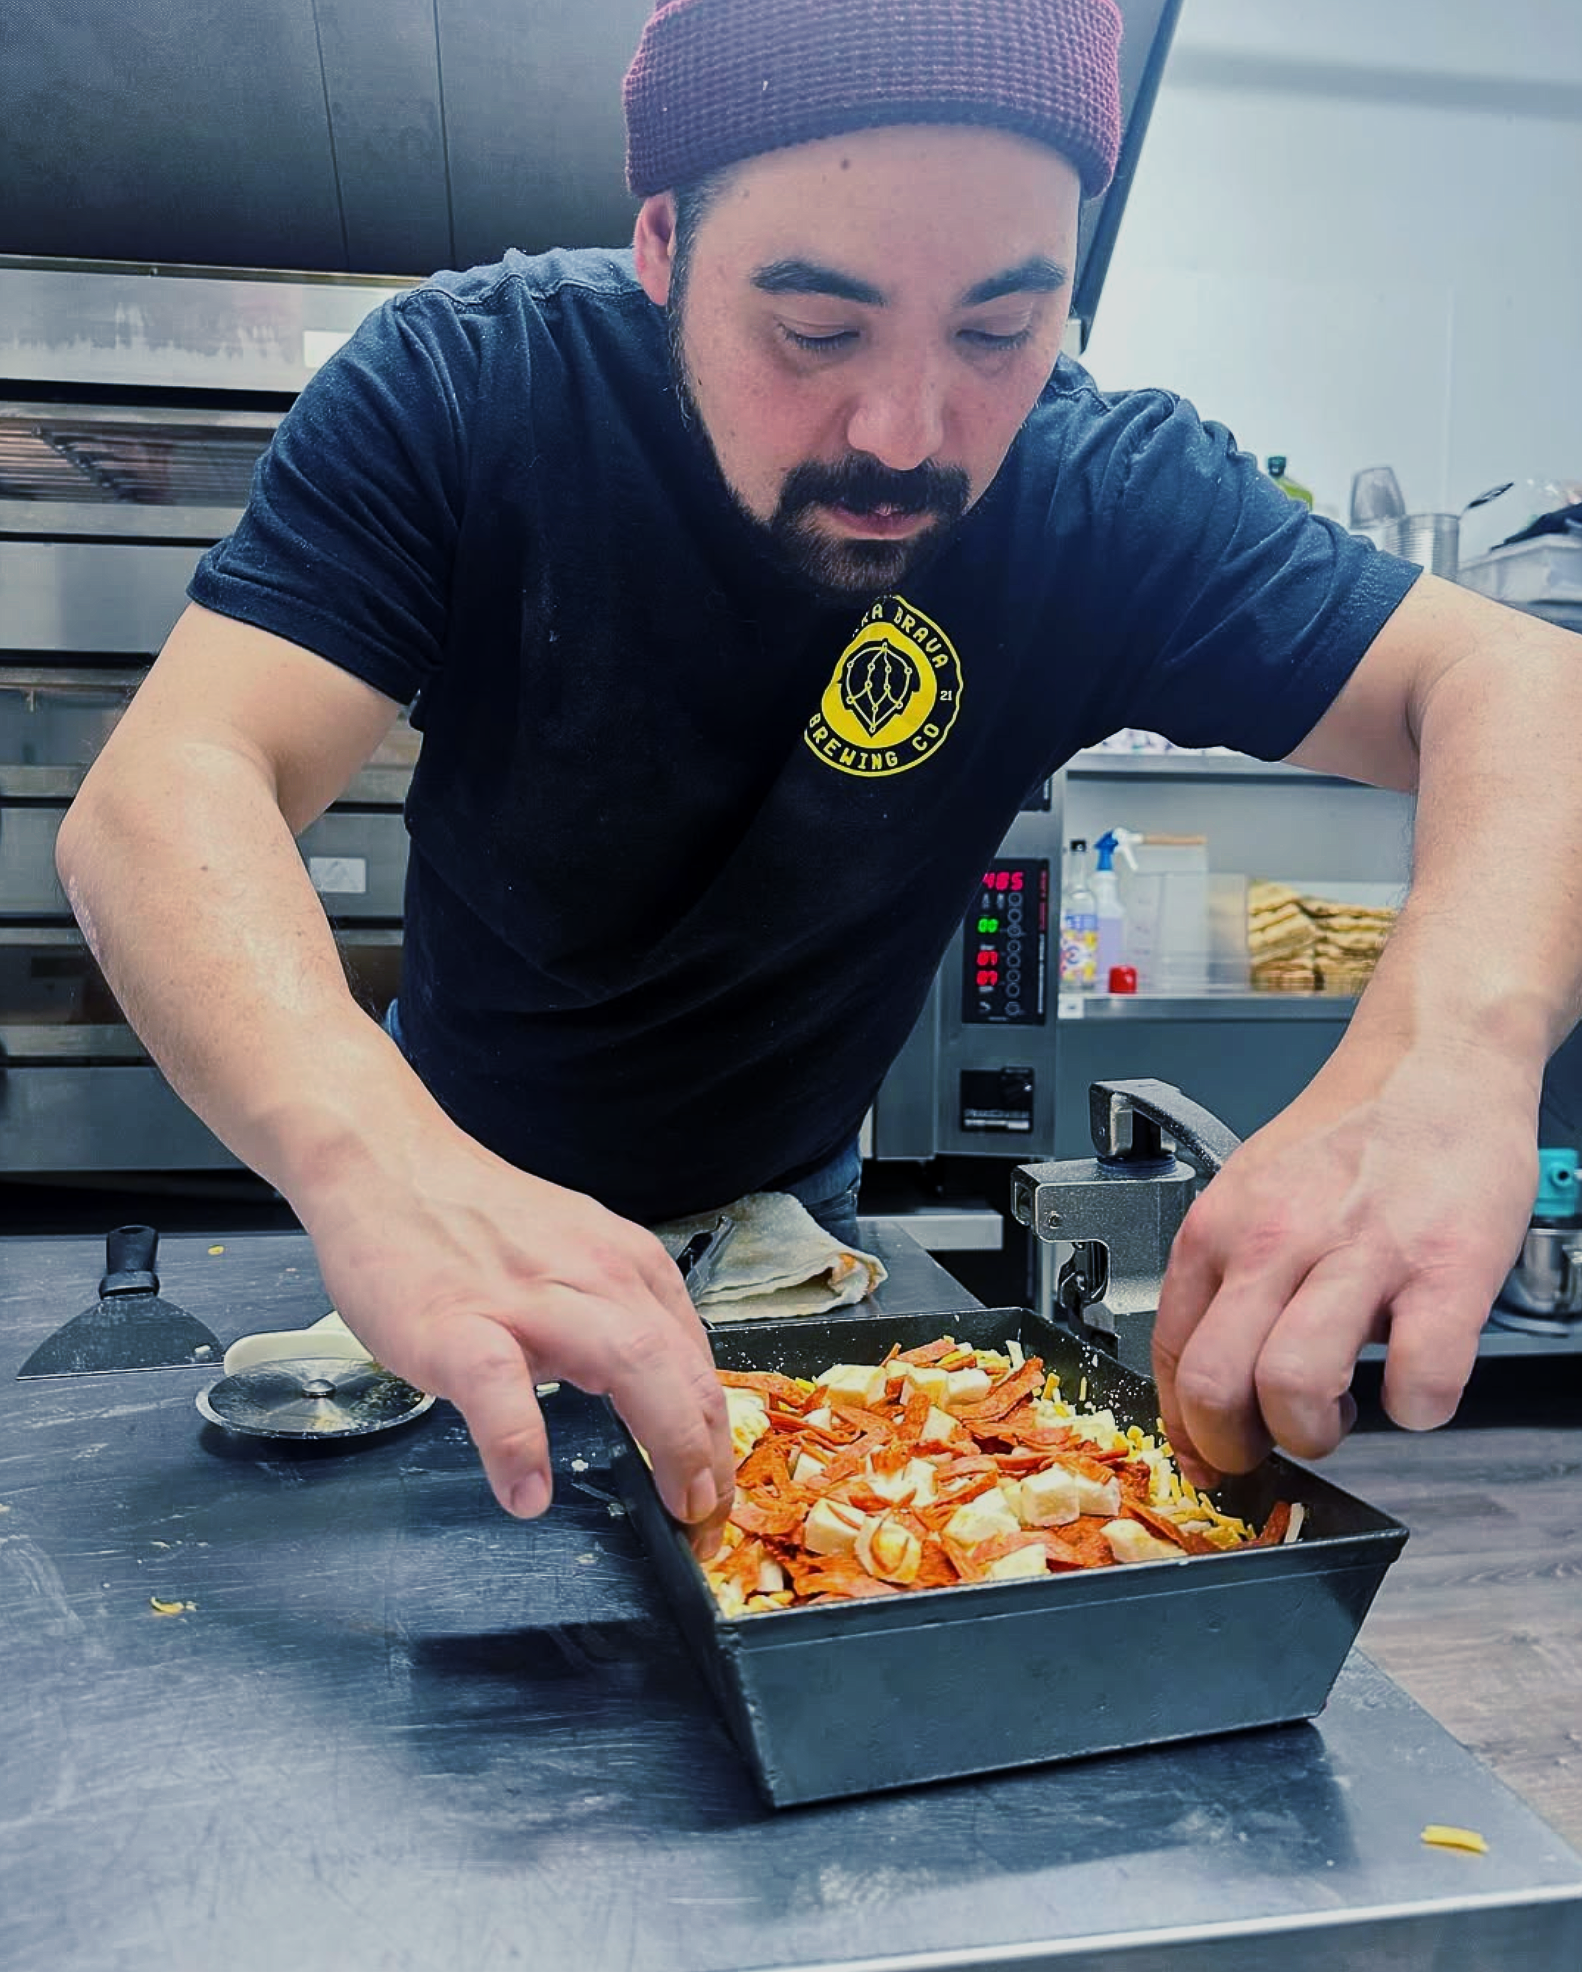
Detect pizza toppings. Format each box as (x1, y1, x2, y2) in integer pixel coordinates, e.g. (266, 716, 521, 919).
(702, 1336, 1297, 1616)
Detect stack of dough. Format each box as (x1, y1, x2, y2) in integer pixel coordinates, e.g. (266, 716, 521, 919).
(1248, 880, 1317, 991)
(1248, 881, 1397, 994)
(1301, 895, 1398, 994)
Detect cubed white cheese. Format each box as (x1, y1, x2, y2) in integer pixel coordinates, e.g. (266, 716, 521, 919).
(724, 1387, 771, 1464)
(790, 1450, 829, 1487)
(1066, 1408, 1122, 1450)
(1019, 1464, 1121, 1526)
(896, 1363, 949, 1407)
(819, 1363, 888, 1407)
(804, 1497, 870, 1557)
(1102, 1518, 1181, 1565)
(944, 1490, 1021, 1547)
(943, 1366, 993, 1411)
(985, 1543, 1049, 1581)
(756, 1558, 787, 1594)
(918, 1405, 959, 1450)
(1068, 1467, 1123, 1520)
(863, 1457, 937, 1506)
(855, 1513, 923, 1585)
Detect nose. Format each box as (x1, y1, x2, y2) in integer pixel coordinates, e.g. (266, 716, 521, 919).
(843, 358, 948, 473)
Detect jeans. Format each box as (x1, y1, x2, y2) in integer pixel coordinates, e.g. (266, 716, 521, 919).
(773, 1135, 864, 1249)
(382, 997, 863, 1246)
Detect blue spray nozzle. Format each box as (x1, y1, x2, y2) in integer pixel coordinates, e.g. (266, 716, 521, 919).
(1094, 829, 1118, 871)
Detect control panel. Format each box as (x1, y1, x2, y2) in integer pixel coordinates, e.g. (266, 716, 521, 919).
(961, 859, 1049, 1025)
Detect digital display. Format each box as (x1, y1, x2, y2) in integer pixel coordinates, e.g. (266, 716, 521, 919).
(960, 859, 1048, 1025)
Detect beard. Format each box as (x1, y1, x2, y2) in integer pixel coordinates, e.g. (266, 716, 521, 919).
(666, 302, 971, 605)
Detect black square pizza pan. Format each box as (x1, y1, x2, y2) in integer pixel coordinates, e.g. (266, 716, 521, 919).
(609, 1304, 1408, 1809)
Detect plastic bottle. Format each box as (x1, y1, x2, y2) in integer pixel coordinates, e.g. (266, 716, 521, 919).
(1092, 830, 1128, 988)
(1266, 455, 1314, 508)
(1058, 839, 1097, 990)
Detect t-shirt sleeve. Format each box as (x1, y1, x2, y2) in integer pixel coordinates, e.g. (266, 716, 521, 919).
(1053, 383, 1421, 761)
(188, 289, 475, 705)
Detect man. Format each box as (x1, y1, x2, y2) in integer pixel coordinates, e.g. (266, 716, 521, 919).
(56, 0, 1582, 1553)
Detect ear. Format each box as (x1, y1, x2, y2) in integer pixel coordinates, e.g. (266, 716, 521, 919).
(632, 193, 679, 306)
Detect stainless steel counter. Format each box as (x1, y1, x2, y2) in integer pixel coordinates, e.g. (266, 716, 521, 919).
(1, 1221, 1579, 1972)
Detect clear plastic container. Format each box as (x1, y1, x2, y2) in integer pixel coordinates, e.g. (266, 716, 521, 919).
(1459, 536, 1582, 605)
(1121, 864, 1249, 994)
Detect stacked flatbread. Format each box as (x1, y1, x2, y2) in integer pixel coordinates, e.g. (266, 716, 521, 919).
(1248, 881, 1317, 991)
(1301, 894, 1399, 994)
(1248, 880, 1397, 994)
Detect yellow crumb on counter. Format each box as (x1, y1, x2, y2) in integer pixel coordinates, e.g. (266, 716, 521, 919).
(1420, 1824, 1488, 1855)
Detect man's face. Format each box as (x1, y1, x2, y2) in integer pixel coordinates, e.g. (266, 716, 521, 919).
(634, 125, 1083, 602)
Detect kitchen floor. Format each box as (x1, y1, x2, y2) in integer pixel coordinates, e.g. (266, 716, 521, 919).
(1324, 1355, 1582, 1851)
(3, 1174, 1579, 1853)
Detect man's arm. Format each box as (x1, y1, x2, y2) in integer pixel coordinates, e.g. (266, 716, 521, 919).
(1151, 574, 1582, 1483)
(56, 602, 734, 1543)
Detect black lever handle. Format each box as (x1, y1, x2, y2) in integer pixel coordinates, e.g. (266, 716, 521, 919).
(1087, 1079, 1242, 1178)
(100, 1224, 160, 1297)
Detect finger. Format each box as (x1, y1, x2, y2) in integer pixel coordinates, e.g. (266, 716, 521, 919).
(686, 1491, 733, 1562)
(423, 1310, 554, 1518)
(1378, 1275, 1488, 1433)
(589, 1227, 725, 1420)
(1160, 1250, 1322, 1478)
(540, 1293, 734, 1531)
(1151, 1212, 1228, 1483)
(1243, 1249, 1391, 1461)
(636, 1238, 720, 1354)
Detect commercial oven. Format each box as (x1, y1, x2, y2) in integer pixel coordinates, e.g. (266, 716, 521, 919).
(0, 0, 1181, 1188)
(0, 263, 417, 1174)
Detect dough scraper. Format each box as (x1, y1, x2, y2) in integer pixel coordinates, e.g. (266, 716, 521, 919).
(18, 1225, 224, 1377)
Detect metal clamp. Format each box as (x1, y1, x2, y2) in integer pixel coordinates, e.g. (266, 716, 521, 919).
(1011, 1079, 1241, 1373)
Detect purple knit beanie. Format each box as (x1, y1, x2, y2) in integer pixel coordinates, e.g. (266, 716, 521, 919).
(623, 0, 1123, 202)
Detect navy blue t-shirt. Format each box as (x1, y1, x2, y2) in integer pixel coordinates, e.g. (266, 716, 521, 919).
(190, 248, 1419, 1221)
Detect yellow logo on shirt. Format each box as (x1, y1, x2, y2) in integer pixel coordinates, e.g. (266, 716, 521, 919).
(804, 595, 964, 777)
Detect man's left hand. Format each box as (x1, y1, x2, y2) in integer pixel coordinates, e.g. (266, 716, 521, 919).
(1151, 1041, 1538, 1486)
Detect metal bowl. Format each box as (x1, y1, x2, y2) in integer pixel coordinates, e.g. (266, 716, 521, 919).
(1496, 1223, 1582, 1319)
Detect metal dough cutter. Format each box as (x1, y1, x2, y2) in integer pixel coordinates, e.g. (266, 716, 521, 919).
(197, 1356, 434, 1439)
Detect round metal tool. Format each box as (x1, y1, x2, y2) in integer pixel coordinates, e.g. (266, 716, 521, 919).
(197, 1356, 434, 1439)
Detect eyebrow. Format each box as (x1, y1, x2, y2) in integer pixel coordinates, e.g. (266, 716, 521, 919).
(748, 254, 1071, 309)
(751, 259, 885, 305)
(960, 256, 1071, 306)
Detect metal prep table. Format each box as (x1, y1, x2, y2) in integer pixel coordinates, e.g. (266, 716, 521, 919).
(2, 1221, 1579, 1972)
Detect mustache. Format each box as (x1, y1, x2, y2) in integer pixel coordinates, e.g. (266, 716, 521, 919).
(776, 457, 971, 523)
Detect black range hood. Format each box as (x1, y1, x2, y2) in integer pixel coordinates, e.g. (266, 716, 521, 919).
(1, 0, 1176, 343)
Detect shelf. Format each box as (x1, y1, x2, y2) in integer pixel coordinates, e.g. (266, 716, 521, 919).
(1068, 750, 1365, 785)
(1362, 1319, 1582, 1362)
(0, 761, 411, 805)
(1058, 992, 1357, 1022)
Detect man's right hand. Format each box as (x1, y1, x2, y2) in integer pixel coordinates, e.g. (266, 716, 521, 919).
(52, 607, 733, 1546)
(295, 1126, 736, 1554)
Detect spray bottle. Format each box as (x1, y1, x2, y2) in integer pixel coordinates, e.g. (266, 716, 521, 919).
(1093, 829, 1131, 989)
(1058, 838, 1097, 990)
